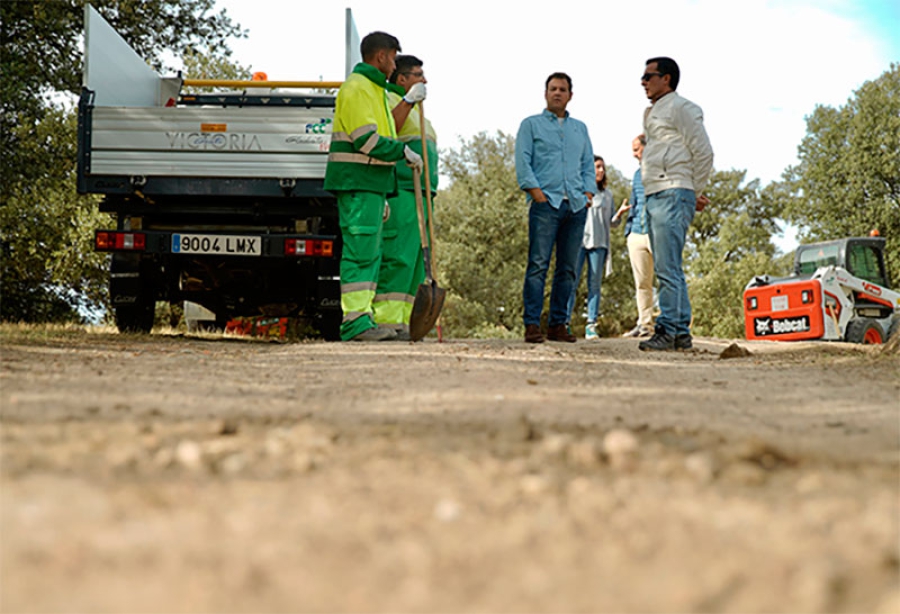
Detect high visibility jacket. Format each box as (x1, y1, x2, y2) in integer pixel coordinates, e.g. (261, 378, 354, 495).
(324, 63, 407, 194)
(387, 91, 439, 193)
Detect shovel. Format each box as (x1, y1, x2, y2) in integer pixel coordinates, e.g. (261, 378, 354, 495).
(418, 102, 444, 342)
(409, 164, 446, 341)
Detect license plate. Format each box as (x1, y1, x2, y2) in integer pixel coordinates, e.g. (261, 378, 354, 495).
(172, 234, 261, 256)
(771, 295, 789, 311)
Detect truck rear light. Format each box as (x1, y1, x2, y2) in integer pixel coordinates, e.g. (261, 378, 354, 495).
(96, 231, 146, 251)
(801, 290, 813, 304)
(747, 296, 758, 310)
(284, 239, 334, 257)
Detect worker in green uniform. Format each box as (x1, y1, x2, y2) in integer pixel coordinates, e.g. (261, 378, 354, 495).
(373, 55, 436, 340)
(324, 31, 424, 341)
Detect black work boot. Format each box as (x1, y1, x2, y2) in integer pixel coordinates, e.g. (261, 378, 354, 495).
(638, 325, 675, 351)
(675, 334, 693, 350)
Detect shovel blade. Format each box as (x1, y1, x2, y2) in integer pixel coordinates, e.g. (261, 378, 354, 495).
(409, 280, 446, 341)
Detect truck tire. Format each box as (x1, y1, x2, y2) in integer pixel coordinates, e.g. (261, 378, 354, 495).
(844, 318, 885, 344)
(114, 300, 155, 334)
(315, 311, 342, 341)
(888, 316, 900, 341)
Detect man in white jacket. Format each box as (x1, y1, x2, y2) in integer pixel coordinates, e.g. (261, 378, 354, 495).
(637, 56, 713, 352)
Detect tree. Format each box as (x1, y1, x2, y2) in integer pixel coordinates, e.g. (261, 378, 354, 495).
(181, 47, 252, 92)
(0, 109, 111, 323)
(780, 64, 900, 277)
(1, 0, 245, 322)
(685, 170, 789, 339)
(437, 132, 524, 337)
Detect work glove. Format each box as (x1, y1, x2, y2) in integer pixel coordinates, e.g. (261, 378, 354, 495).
(383, 200, 391, 222)
(403, 82, 426, 104)
(404, 146, 423, 172)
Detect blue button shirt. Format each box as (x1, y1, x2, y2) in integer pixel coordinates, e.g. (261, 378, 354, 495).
(515, 110, 596, 212)
(625, 167, 649, 236)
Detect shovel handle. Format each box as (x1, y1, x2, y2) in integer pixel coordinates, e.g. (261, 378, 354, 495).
(412, 167, 435, 280)
(418, 101, 443, 341)
(419, 103, 437, 272)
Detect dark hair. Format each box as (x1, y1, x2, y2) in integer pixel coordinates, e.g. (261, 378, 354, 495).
(646, 56, 679, 90)
(361, 31, 401, 60)
(389, 55, 423, 84)
(636, 134, 646, 146)
(593, 155, 607, 189)
(545, 72, 572, 91)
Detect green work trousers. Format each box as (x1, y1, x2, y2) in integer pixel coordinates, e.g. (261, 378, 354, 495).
(373, 189, 428, 331)
(337, 190, 386, 340)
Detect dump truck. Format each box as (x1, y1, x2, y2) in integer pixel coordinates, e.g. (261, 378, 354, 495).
(77, 5, 361, 339)
(743, 236, 900, 344)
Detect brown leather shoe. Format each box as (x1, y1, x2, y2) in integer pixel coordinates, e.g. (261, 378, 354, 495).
(547, 324, 576, 343)
(524, 324, 544, 343)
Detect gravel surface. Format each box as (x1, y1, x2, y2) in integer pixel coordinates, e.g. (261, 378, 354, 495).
(2, 328, 898, 613)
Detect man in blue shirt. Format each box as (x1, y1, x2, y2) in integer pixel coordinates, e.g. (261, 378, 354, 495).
(621, 134, 655, 338)
(516, 72, 596, 343)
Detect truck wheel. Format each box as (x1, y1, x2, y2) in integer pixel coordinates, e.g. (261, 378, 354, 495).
(844, 318, 885, 344)
(888, 316, 900, 341)
(315, 311, 342, 341)
(115, 300, 155, 334)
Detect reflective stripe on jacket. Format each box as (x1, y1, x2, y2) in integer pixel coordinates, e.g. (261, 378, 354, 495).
(324, 63, 406, 194)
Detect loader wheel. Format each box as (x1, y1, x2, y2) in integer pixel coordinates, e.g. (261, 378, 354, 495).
(844, 318, 884, 344)
(888, 316, 900, 341)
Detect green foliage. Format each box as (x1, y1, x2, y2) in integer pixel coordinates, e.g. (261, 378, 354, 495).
(437, 132, 524, 336)
(686, 170, 789, 339)
(1, 0, 245, 322)
(181, 47, 252, 93)
(780, 63, 900, 280)
(0, 109, 112, 323)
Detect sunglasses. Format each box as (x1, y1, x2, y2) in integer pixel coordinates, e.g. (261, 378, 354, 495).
(641, 72, 663, 82)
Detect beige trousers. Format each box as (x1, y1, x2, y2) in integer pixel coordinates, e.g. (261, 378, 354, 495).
(627, 232, 655, 328)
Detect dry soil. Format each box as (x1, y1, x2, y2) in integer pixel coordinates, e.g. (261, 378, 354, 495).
(1, 327, 898, 613)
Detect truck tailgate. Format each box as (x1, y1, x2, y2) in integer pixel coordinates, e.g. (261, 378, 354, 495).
(86, 107, 332, 179)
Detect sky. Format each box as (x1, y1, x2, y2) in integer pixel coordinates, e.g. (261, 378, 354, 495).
(211, 0, 898, 246)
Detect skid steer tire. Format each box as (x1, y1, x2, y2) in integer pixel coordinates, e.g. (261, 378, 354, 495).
(844, 318, 885, 345)
(887, 316, 900, 341)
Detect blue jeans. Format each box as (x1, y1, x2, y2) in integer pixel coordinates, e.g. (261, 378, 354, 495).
(523, 199, 586, 327)
(646, 188, 695, 336)
(566, 246, 608, 324)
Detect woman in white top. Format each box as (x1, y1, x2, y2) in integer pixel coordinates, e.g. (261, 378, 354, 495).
(567, 156, 627, 339)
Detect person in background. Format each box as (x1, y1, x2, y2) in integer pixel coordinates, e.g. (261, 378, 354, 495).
(373, 54, 434, 340)
(515, 72, 596, 344)
(621, 134, 655, 338)
(566, 155, 625, 340)
(323, 31, 423, 342)
(638, 56, 713, 352)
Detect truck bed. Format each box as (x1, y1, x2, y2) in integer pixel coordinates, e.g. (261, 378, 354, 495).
(83, 105, 333, 180)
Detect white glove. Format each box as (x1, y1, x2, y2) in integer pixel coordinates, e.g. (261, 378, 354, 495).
(403, 146, 423, 171)
(403, 82, 427, 104)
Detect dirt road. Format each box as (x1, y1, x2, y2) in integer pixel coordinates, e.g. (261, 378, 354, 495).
(1, 327, 898, 613)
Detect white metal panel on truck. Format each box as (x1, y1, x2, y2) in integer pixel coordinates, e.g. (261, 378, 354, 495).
(84, 4, 161, 107)
(345, 8, 361, 78)
(88, 106, 332, 178)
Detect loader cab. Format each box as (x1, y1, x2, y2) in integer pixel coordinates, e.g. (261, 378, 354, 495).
(794, 237, 891, 288)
